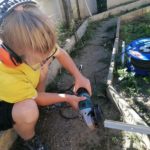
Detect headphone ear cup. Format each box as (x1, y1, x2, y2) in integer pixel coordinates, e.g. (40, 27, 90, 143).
(0, 47, 19, 67)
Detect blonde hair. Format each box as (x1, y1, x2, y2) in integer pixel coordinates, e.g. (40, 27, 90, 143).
(0, 4, 56, 55)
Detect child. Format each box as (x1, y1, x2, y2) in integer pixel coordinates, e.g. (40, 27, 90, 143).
(0, 0, 91, 149)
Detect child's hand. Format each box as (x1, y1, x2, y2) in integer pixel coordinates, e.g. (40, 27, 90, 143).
(66, 95, 86, 110)
(73, 75, 92, 96)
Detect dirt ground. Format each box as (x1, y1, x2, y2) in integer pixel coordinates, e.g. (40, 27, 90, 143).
(11, 18, 126, 150)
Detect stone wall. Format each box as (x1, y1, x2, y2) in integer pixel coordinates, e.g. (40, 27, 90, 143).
(36, 0, 97, 24)
(76, 0, 97, 18)
(36, 0, 65, 25)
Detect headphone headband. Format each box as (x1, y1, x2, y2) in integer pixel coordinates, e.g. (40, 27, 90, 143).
(0, 0, 37, 25)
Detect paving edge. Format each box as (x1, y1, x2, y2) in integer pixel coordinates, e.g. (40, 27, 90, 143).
(0, 129, 17, 150)
(90, 0, 150, 22)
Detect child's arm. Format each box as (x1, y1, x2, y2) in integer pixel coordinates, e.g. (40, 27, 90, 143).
(35, 92, 85, 110)
(35, 58, 86, 109)
(54, 47, 92, 95)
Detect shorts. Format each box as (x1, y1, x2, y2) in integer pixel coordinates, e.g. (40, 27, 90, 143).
(0, 101, 14, 131)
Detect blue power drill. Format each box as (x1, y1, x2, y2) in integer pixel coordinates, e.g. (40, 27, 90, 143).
(77, 88, 104, 130)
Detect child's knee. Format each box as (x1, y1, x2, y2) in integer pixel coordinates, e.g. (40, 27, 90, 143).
(12, 99, 39, 124)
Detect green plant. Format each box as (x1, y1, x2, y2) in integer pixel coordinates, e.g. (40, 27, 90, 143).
(57, 19, 83, 47)
(117, 68, 140, 96)
(120, 13, 150, 44)
(116, 13, 150, 97)
(57, 21, 76, 47)
(111, 136, 120, 144)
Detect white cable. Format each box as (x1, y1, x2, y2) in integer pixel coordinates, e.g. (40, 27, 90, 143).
(84, 0, 92, 17)
(121, 41, 125, 66)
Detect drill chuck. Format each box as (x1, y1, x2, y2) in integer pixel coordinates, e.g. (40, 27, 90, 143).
(77, 88, 96, 129)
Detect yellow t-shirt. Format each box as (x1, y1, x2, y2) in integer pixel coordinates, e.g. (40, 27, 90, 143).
(0, 62, 40, 103)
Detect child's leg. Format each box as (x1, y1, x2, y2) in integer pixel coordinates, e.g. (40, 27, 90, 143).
(12, 99, 39, 140)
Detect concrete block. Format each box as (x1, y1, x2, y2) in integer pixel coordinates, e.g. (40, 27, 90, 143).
(120, 6, 150, 22)
(0, 129, 17, 150)
(90, 0, 150, 22)
(107, 0, 137, 9)
(76, 19, 89, 40)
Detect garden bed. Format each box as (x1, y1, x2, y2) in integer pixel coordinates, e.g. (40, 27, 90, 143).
(109, 6, 150, 150)
(117, 10, 150, 126)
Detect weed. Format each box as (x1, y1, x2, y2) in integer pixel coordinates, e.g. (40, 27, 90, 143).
(120, 13, 150, 44)
(116, 12, 150, 97)
(111, 136, 120, 144)
(57, 20, 83, 47)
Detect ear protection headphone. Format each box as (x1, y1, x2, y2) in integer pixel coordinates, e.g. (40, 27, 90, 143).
(0, 43, 22, 67)
(0, 0, 36, 67)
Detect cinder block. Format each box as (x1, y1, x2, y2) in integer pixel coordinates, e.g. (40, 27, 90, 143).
(0, 129, 17, 150)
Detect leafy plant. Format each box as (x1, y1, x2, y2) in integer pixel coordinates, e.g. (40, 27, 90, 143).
(117, 13, 150, 97)
(57, 20, 83, 47)
(117, 68, 139, 96)
(120, 13, 150, 44)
